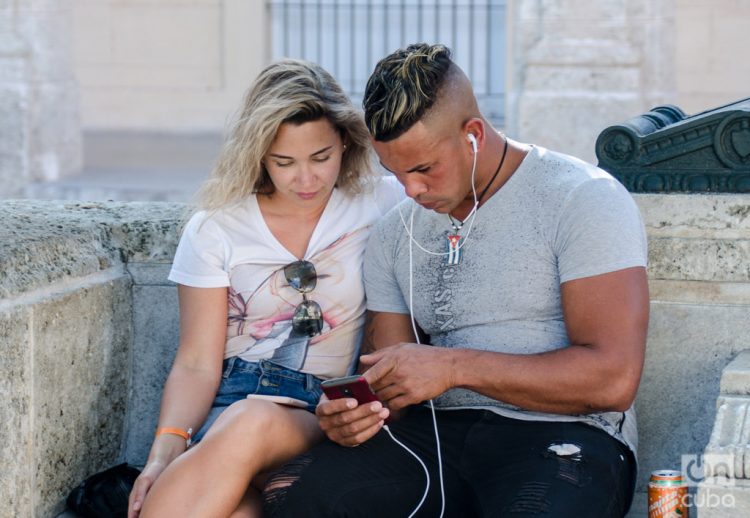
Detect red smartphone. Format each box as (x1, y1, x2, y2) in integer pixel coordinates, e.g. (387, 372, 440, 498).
(320, 375, 380, 405)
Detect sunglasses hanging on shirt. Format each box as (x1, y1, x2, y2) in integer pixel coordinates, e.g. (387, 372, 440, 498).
(283, 260, 324, 337)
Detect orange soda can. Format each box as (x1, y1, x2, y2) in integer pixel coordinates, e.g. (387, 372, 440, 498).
(648, 470, 689, 518)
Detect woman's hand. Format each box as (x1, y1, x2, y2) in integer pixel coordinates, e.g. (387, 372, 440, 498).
(127, 460, 167, 518)
(315, 394, 390, 447)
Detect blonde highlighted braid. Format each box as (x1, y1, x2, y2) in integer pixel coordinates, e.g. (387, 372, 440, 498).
(363, 43, 454, 142)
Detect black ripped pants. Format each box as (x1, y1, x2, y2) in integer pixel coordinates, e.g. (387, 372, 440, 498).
(264, 407, 636, 517)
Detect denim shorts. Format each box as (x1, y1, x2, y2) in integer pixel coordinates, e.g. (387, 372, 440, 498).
(192, 357, 324, 443)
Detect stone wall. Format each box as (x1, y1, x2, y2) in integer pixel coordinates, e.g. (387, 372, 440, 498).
(0, 201, 181, 517)
(71, 0, 266, 132)
(510, 0, 677, 164)
(0, 1, 81, 197)
(2, 195, 750, 516)
(629, 194, 750, 516)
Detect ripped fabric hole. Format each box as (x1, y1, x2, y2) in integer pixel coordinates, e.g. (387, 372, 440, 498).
(505, 481, 551, 514)
(262, 453, 313, 518)
(544, 443, 591, 488)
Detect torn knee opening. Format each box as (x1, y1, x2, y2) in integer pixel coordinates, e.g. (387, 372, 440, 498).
(262, 453, 313, 517)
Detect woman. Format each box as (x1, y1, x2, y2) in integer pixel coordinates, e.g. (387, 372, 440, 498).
(127, 59, 403, 517)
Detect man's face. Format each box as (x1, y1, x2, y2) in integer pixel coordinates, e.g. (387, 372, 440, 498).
(372, 121, 474, 215)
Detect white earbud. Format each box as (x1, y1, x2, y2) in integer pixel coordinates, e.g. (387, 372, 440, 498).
(467, 133, 477, 154)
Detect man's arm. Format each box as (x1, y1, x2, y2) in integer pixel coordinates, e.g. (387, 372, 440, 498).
(360, 310, 417, 356)
(361, 266, 649, 415)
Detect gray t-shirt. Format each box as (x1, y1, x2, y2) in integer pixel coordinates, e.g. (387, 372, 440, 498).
(364, 145, 648, 454)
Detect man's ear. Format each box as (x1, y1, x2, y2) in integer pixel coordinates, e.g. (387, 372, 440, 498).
(463, 118, 485, 153)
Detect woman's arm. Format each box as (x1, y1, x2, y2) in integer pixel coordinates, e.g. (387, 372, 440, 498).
(129, 285, 227, 517)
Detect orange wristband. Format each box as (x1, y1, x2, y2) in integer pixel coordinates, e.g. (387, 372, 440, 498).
(155, 427, 193, 447)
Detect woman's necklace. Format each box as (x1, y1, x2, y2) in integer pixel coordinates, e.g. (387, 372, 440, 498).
(445, 137, 509, 265)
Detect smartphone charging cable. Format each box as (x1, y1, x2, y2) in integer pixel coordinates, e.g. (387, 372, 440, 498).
(378, 218, 447, 517)
(383, 424, 430, 518)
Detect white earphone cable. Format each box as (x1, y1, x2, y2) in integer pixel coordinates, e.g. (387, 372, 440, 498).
(394, 204, 445, 518)
(397, 142, 479, 257)
(388, 136, 480, 517)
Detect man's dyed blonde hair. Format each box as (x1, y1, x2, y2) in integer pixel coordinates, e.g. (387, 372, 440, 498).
(363, 43, 454, 142)
(197, 59, 375, 211)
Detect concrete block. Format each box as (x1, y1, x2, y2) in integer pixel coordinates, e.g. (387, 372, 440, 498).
(70, 0, 112, 65)
(27, 79, 82, 181)
(0, 84, 29, 198)
(634, 194, 750, 240)
(19, 6, 75, 83)
(0, 54, 28, 83)
(702, 396, 750, 479)
(634, 302, 750, 492)
(122, 284, 180, 465)
(126, 262, 173, 286)
(526, 37, 639, 67)
(697, 478, 750, 517)
(76, 62, 222, 89)
(0, 306, 33, 517)
(0, 201, 183, 298)
(0, 206, 115, 299)
(523, 66, 640, 92)
(31, 275, 132, 517)
(110, 3, 220, 68)
(518, 93, 642, 164)
(648, 280, 750, 306)
(647, 237, 750, 283)
(721, 351, 750, 396)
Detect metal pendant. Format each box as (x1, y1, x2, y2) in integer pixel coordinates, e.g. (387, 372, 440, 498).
(446, 234, 462, 265)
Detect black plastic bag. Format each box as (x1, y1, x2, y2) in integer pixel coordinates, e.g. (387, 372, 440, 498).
(66, 463, 141, 518)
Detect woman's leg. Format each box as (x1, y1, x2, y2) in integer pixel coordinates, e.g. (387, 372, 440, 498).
(140, 398, 322, 518)
(228, 486, 263, 518)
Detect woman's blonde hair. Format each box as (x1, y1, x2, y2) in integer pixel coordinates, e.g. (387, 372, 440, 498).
(196, 59, 375, 210)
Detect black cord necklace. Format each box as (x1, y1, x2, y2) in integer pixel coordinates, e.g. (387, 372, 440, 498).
(448, 136, 509, 232)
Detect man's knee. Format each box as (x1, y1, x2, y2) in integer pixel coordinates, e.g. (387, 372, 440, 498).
(262, 449, 364, 518)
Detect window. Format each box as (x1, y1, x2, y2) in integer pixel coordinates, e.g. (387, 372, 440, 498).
(268, 0, 507, 127)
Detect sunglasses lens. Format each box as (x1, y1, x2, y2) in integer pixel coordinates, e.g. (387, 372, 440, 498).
(293, 300, 323, 336)
(284, 260, 317, 293)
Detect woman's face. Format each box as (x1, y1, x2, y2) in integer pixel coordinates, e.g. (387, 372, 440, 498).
(263, 118, 345, 207)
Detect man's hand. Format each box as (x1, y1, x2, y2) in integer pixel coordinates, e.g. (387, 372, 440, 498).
(360, 343, 455, 411)
(315, 394, 390, 447)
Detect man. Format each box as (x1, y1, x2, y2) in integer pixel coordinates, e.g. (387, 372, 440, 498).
(264, 43, 649, 517)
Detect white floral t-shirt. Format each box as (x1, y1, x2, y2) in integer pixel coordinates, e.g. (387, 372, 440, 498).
(169, 176, 404, 379)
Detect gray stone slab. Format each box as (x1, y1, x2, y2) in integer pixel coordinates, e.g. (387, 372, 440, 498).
(0, 306, 33, 517)
(0, 201, 183, 298)
(648, 237, 750, 282)
(0, 84, 29, 198)
(697, 479, 750, 517)
(721, 351, 750, 396)
(31, 276, 132, 517)
(126, 262, 174, 286)
(635, 194, 750, 239)
(634, 302, 750, 493)
(122, 284, 180, 465)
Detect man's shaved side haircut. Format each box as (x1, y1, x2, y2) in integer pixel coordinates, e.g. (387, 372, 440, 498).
(363, 43, 455, 142)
